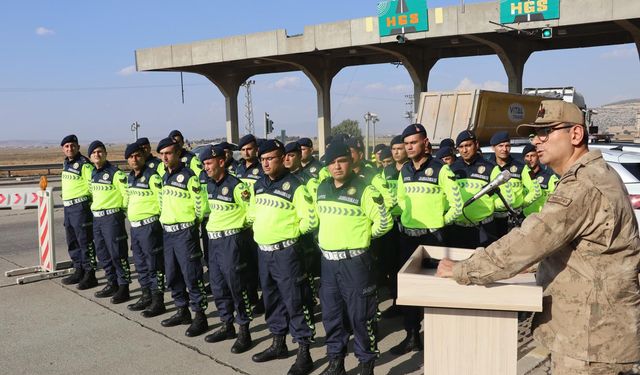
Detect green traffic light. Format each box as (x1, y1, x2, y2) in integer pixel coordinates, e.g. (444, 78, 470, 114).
(541, 28, 552, 39)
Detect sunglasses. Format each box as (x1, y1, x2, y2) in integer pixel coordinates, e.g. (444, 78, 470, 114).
(528, 124, 575, 143)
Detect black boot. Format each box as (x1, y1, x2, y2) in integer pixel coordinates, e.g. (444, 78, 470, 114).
(381, 301, 402, 319)
(62, 267, 84, 285)
(205, 321, 236, 343)
(141, 291, 166, 318)
(251, 334, 288, 362)
(127, 287, 151, 310)
(253, 296, 265, 315)
(389, 329, 423, 355)
(319, 357, 346, 375)
(231, 324, 252, 354)
(161, 307, 192, 327)
(94, 282, 118, 298)
(110, 284, 130, 304)
(77, 270, 98, 290)
(357, 360, 375, 375)
(287, 342, 313, 375)
(185, 311, 208, 337)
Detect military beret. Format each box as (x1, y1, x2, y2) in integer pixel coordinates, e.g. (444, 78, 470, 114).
(332, 133, 350, 145)
(60, 134, 78, 147)
(124, 143, 141, 159)
(490, 131, 510, 146)
(168, 130, 183, 139)
(456, 130, 477, 147)
(285, 142, 301, 154)
(324, 141, 350, 165)
(136, 137, 150, 146)
(402, 123, 427, 140)
(379, 146, 392, 161)
(238, 134, 257, 150)
(87, 140, 106, 156)
(217, 141, 237, 151)
(199, 144, 226, 162)
(522, 144, 537, 156)
(325, 136, 334, 146)
(258, 139, 285, 157)
(297, 138, 313, 148)
(390, 135, 404, 147)
(346, 137, 364, 151)
(373, 144, 387, 154)
(156, 137, 178, 153)
(435, 146, 455, 159)
(440, 138, 455, 149)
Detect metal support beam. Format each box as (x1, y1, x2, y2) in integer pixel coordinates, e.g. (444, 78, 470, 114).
(465, 35, 533, 94)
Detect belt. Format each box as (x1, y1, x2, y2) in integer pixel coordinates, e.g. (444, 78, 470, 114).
(63, 196, 90, 207)
(92, 208, 121, 217)
(207, 228, 242, 240)
(494, 208, 522, 219)
(401, 226, 439, 237)
(130, 215, 159, 228)
(321, 248, 366, 261)
(456, 216, 494, 227)
(258, 239, 298, 252)
(162, 221, 196, 233)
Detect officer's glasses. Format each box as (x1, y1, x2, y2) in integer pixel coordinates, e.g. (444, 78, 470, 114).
(529, 124, 574, 143)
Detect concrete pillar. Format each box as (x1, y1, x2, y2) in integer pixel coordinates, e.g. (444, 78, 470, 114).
(465, 35, 532, 94)
(203, 73, 248, 143)
(615, 20, 640, 63)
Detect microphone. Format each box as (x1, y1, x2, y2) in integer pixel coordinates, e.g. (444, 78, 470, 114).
(463, 170, 511, 207)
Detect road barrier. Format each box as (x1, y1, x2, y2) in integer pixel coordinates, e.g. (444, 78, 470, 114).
(0, 188, 41, 209)
(5, 179, 72, 284)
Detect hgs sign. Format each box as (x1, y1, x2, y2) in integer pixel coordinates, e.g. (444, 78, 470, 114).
(500, 0, 560, 24)
(378, 0, 429, 37)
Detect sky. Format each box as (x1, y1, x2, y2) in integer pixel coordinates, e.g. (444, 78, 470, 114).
(0, 0, 638, 144)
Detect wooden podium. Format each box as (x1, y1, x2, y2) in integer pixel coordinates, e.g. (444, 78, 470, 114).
(397, 245, 542, 375)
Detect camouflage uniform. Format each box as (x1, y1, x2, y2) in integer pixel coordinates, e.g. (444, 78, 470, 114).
(452, 150, 640, 372)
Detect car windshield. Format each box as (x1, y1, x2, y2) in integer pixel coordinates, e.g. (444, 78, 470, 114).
(622, 163, 640, 181)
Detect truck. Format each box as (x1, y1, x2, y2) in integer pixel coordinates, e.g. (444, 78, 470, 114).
(414, 90, 546, 145)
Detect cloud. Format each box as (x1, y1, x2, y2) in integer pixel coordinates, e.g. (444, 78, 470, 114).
(117, 65, 136, 76)
(600, 47, 637, 60)
(364, 82, 385, 90)
(35, 27, 54, 36)
(272, 76, 300, 89)
(389, 84, 412, 93)
(455, 77, 507, 92)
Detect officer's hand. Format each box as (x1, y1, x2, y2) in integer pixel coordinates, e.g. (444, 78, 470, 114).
(436, 258, 456, 278)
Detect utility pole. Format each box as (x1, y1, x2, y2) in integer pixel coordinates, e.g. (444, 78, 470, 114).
(130, 121, 140, 141)
(363, 112, 378, 160)
(404, 94, 415, 124)
(241, 80, 256, 135)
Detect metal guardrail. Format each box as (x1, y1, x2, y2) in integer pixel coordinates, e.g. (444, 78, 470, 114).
(0, 160, 129, 177)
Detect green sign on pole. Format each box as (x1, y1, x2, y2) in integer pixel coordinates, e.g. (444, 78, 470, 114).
(378, 0, 428, 37)
(500, 0, 560, 24)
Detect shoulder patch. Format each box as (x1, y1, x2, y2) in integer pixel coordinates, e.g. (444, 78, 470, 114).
(547, 194, 572, 207)
(192, 185, 201, 194)
(372, 195, 383, 205)
(304, 194, 313, 204)
(241, 190, 250, 202)
(154, 182, 162, 189)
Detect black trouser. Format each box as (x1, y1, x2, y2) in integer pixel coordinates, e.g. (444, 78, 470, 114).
(399, 229, 445, 332)
(93, 211, 130, 285)
(446, 221, 497, 249)
(164, 226, 207, 312)
(208, 230, 252, 325)
(373, 221, 400, 297)
(130, 220, 164, 292)
(63, 200, 96, 271)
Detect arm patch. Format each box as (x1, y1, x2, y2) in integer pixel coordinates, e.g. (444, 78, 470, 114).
(241, 190, 250, 202)
(372, 195, 383, 205)
(547, 194, 572, 207)
(192, 186, 201, 194)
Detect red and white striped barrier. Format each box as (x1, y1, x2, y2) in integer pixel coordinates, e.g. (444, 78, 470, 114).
(5, 184, 72, 284)
(0, 188, 40, 209)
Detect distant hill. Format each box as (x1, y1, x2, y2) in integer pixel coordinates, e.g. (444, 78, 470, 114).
(592, 99, 639, 140)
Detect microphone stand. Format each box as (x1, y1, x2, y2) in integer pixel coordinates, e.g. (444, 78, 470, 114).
(493, 189, 525, 228)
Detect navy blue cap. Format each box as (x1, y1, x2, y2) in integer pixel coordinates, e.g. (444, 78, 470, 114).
(373, 144, 387, 154)
(285, 142, 301, 154)
(199, 144, 226, 162)
(331, 133, 350, 145)
(435, 146, 455, 159)
(297, 138, 313, 148)
(238, 134, 257, 150)
(402, 123, 427, 140)
(124, 143, 142, 159)
(522, 144, 537, 156)
(87, 140, 106, 156)
(440, 138, 455, 149)
(168, 130, 183, 139)
(379, 147, 392, 160)
(217, 141, 237, 151)
(136, 137, 150, 146)
(258, 139, 285, 157)
(156, 137, 178, 153)
(390, 135, 403, 147)
(60, 134, 78, 147)
(324, 141, 350, 164)
(346, 137, 364, 151)
(456, 130, 477, 147)
(490, 131, 510, 146)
